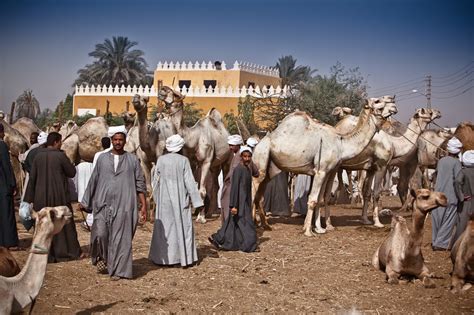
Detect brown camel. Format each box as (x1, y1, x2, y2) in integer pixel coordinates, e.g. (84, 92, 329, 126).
(372, 189, 447, 288)
(0, 247, 21, 277)
(133, 88, 231, 223)
(252, 96, 398, 235)
(11, 118, 41, 142)
(454, 121, 474, 150)
(450, 218, 474, 293)
(0, 206, 72, 314)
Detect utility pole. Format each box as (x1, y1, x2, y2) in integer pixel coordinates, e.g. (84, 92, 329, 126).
(425, 75, 431, 109)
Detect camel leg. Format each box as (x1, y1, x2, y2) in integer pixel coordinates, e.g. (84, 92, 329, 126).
(323, 170, 337, 231)
(196, 157, 212, 224)
(360, 171, 374, 225)
(372, 166, 387, 228)
(253, 175, 271, 230)
(385, 264, 400, 284)
(353, 170, 366, 205)
(347, 170, 354, 202)
(303, 171, 327, 236)
(398, 160, 417, 212)
(419, 265, 436, 288)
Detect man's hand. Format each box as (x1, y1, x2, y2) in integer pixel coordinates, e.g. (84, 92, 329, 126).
(231, 207, 238, 215)
(12, 188, 17, 197)
(139, 204, 147, 223)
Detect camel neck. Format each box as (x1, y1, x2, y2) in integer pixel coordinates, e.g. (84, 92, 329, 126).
(389, 118, 426, 158)
(340, 108, 378, 160)
(410, 208, 426, 246)
(169, 104, 184, 130)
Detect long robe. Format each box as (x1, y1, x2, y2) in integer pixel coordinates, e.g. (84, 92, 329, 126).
(149, 153, 204, 266)
(24, 147, 80, 262)
(453, 166, 474, 243)
(264, 172, 290, 216)
(293, 175, 312, 215)
(212, 163, 257, 252)
(0, 140, 18, 248)
(431, 156, 462, 249)
(81, 152, 146, 278)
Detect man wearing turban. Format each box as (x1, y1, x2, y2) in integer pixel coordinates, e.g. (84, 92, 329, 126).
(452, 150, 474, 244)
(148, 134, 204, 267)
(431, 136, 463, 251)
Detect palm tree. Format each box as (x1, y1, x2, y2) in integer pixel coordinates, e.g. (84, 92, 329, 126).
(276, 55, 315, 87)
(74, 36, 151, 87)
(15, 89, 40, 121)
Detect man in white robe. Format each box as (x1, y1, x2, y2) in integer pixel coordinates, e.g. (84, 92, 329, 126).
(149, 134, 204, 267)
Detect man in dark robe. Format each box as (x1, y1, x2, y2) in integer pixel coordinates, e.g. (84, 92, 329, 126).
(80, 130, 146, 280)
(264, 172, 290, 217)
(453, 150, 474, 243)
(24, 132, 81, 262)
(0, 123, 19, 249)
(209, 146, 257, 253)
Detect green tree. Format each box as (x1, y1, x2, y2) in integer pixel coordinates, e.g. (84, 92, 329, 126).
(276, 55, 315, 87)
(34, 108, 54, 129)
(74, 36, 151, 87)
(182, 102, 204, 127)
(15, 89, 41, 121)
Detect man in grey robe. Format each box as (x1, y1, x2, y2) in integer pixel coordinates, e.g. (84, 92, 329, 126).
(80, 129, 146, 280)
(431, 137, 462, 251)
(264, 172, 290, 217)
(293, 174, 312, 215)
(453, 150, 474, 243)
(149, 134, 204, 267)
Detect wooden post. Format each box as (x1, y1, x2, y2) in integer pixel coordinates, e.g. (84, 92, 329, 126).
(105, 100, 110, 117)
(126, 101, 130, 112)
(9, 102, 15, 124)
(58, 101, 64, 124)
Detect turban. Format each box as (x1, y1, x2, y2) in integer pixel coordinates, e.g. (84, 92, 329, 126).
(240, 146, 252, 155)
(227, 134, 243, 145)
(166, 134, 185, 153)
(108, 125, 127, 138)
(246, 137, 259, 148)
(37, 132, 48, 145)
(447, 136, 462, 154)
(462, 150, 474, 167)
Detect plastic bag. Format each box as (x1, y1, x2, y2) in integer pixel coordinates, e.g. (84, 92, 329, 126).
(19, 201, 34, 231)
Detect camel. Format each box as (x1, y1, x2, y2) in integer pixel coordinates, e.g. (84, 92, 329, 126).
(321, 108, 440, 229)
(450, 218, 474, 293)
(133, 87, 231, 223)
(11, 118, 41, 143)
(47, 120, 79, 139)
(0, 248, 21, 277)
(372, 188, 447, 288)
(61, 117, 108, 164)
(252, 96, 398, 235)
(454, 121, 474, 151)
(0, 206, 72, 314)
(331, 106, 353, 121)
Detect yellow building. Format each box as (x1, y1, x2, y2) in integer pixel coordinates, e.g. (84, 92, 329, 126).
(73, 60, 284, 117)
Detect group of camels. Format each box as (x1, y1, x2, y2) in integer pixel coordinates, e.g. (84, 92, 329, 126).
(0, 87, 473, 310)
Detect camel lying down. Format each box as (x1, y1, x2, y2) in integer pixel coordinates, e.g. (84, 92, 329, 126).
(0, 206, 72, 314)
(450, 219, 474, 293)
(372, 189, 447, 288)
(0, 247, 21, 277)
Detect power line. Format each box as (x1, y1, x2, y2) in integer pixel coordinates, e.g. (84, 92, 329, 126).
(432, 70, 473, 88)
(432, 86, 473, 99)
(433, 78, 473, 94)
(369, 77, 425, 94)
(431, 61, 474, 80)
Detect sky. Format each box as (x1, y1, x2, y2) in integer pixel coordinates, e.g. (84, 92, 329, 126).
(0, 0, 472, 126)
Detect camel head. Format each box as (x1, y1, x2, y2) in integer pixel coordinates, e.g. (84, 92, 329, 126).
(367, 95, 398, 124)
(31, 206, 72, 239)
(158, 86, 185, 109)
(413, 108, 441, 125)
(132, 94, 149, 113)
(0, 111, 4, 120)
(331, 106, 353, 121)
(410, 188, 447, 215)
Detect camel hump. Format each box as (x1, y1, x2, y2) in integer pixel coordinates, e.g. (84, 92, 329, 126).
(207, 108, 223, 122)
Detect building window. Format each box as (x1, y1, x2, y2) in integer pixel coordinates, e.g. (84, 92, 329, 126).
(157, 80, 163, 90)
(204, 80, 217, 92)
(248, 82, 255, 88)
(178, 80, 191, 89)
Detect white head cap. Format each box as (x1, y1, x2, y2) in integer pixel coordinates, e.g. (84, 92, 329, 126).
(447, 136, 462, 154)
(166, 134, 185, 153)
(246, 137, 259, 148)
(462, 150, 474, 167)
(227, 134, 243, 145)
(239, 145, 252, 155)
(108, 125, 128, 138)
(38, 132, 48, 145)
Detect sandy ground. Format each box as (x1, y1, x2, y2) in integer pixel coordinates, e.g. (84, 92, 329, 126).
(9, 196, 474, 314)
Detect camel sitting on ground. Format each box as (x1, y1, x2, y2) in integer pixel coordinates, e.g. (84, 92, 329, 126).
(0, 206, 72, 314)
(450, 218, 474, 293)
(133, 87, 230, 223)
(61, 117, 108, 164)
(372, 189, 447, 288)
(252, 96, 398, 235)
(0, 248, 21, 277)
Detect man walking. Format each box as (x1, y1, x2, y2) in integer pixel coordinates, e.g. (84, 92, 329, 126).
(24, 132, 81, 262)
(149, 134, 204, 267)
(80, 129, 146, 280)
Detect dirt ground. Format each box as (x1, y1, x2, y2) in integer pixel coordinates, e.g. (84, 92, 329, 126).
(10, 196, 474, 314)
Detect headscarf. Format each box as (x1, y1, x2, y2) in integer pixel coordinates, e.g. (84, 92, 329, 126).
(447, 136, 462, 154)
(108, 125, 127, 138)
(462, 150, 474, 167)
(239, 145, 252, 155)
(166, 134, 185, 153)
(227, 134, 243, 145)
(37, 132, 48, 145)
(246, 137, 259, 148)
